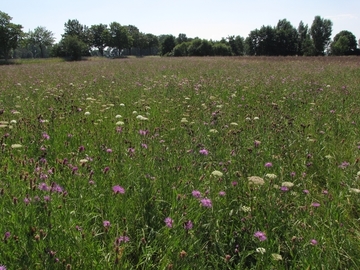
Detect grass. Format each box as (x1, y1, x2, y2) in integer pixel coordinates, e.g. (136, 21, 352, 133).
(0, 56, 360, 269)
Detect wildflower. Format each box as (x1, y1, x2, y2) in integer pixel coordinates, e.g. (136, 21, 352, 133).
(24, 197, 31, 205)
(231, 181, 238, 186)
(164, 217, 174, 228)
(115, 121, 124, 126)
(200, 198, 212, 208)
(51, 183, 63, 193)
(248, 176, 265, 185)
(42, 132, 50, 140)
(78, 145, 85, 152)
(240, 206, 251, 212)
(254, 231, 267, 241)
(115, 236, 130, 245)
(271, 253, 283, 261)
(290, 171, 296, 177)
(338, 161, 350, 169)
(265, 173, 277, 179)
(183, 220, 193, 230)
(84, 112, 90, 115)
(303, 189, 309, 194)
(211, 170, 223, 177)
(280, 186, 289, 192)
(139, 129, 148, 136)
(106, 148, 112, 153)
(281, 182, 294, 188)
(264, 162, 273, 167)
(219, 191, 226, 196)
(44, 196, 51, 202)
(103, 167, 110, 173)
(192, 190, 201, 198)
(4, 231, 11, 240)
(254, 140, 261, 147)
(141, 143, 148, 149)
(38, 182, 50, 191)
(11, 144, 22, 149)
(103, 220, 111, 227)
(310, 239, 318, 245)
(0, 265, 7, 270)
(115, 115, 122, 118)
(256, 247, 266, 254)
(199, 148, 209, 155)
(112, 185, 125, 194)
(311, 202, 320, 207)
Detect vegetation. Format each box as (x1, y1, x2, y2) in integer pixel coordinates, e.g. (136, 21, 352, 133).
(1, 9, 360, 61)
(0, 56, 360, 269)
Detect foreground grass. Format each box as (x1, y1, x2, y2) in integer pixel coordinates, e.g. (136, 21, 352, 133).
(0, 56, 360, 269)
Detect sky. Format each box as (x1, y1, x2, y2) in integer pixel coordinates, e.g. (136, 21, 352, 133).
(2, 0, 360, 44)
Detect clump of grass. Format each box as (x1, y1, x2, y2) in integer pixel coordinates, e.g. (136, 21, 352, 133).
(0, 56, 360, 269)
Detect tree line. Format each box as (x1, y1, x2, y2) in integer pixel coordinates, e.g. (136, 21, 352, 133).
(1, 10, 359, 61)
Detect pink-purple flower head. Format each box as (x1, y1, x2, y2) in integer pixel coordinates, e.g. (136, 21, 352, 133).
(311, 202, 320, 207)
(164, 217, 174, 228)
(310, 239, 318, 245)
(254, 231, 267, 241)
(103, 220, 111, 227)
(42, 132, 50, 140)
(184, 220, 193, 230)
(4, 231, 11, 240)
(200, 198, 212, 208)
(112, 185, 125, 194)
(0, 265, 6, 270)
(264, 162, 273, 168)
(115, 236, 130, 245)
(192, 190, 201, 198)
(199, 149, 209, 155)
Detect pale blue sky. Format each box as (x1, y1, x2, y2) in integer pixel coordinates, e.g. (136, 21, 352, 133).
(2, 0, 360, 43)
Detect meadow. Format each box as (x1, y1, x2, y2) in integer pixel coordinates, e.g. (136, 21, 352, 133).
(0, 56, 360, 269)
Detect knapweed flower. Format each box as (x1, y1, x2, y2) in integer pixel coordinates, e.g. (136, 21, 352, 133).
(338, 161, 350, 169)
(112, 185, 125, 194)
(0, 265, 6, 270)
(219, 191, 226, 196)
(311, 202, 320, 207)
(24, 197, 31, 205)
(103, 166, 110, 173)
(310, 239, 318, 245)
(42, 132, 50, 140)
(4, 231, 11, 240)
(106, 148, 113, 153)
(103, 220, 111, 227)
(200, 198, 212, 208)
(192, 190, 201, 198)
(280, 186, 289, 192)
(303, 189, 309, 194)
(183, 220, 193, 230)
(164, 217, 174, 228)
(264, 162, 273, 167)
(38, 182, 50, 191)
(199, 149, 209, 155)
(115, 236, 130, 245)
(254, 231, 267, 241)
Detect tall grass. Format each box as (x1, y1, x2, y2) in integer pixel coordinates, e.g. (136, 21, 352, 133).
(0, 56, 360, 269)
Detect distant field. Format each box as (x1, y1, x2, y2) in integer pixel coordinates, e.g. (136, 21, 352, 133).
(0, 56, 360, 269)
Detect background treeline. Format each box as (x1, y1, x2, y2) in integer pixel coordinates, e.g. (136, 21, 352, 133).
(1, 10, 359, 61)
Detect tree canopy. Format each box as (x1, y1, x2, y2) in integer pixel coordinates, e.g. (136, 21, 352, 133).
(0, 11, 23, 61)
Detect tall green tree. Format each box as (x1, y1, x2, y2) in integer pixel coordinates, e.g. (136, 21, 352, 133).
(227, 35, 244, 55)
(109, 22, 131, 55)
(330, 30, 357, 55)
(27, 26, 55, 58)
(310, 16, 333, 55)
(160, 35, 176, 56)
(63, 19, 91, 52)
(0, 11, 23, 61)
(275, 19, 298, 55)
(297, 21, 311, 55)
(89, 24, 110, 56)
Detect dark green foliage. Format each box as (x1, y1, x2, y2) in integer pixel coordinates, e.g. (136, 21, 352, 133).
(0, 10, 23, 61)
(161, 35, 176, 56)
(331, 30, 358, 55)
(310, 16, 333, 55)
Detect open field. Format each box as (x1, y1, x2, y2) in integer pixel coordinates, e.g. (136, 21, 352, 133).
(1, 56, 360, 269)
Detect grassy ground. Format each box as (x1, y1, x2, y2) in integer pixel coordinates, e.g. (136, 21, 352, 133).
(0, 56, 360, 269)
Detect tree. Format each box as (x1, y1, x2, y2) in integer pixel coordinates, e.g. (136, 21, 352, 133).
(125, 25, 140, 54)
(90, 24, 110, 56)
(330, 30, 357, 55)
(245, 26, 277, 55)
(109, 22, 131, 55)
(297, 21, 311, 55)
(176, 33, 188, 45)
(27, 26, 55, 58)
(310, 16, 332, 55)
(275, 19, 298, 55)
(63, 19, 91, 53)
(160, 35, 176, 56)
(0, 11, 23, 61)
(61, 35, 87, 60)
(227, 35, 244, 55)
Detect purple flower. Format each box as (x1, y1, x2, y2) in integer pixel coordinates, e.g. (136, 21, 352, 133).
(310, 239, 318, 245)
(51, 183, 63, 193)
(0, 265, 6, 270)
(311, 202, 320, 207)
(254, 231, 267, 241)
(78, 145, 85, 152)
(139, 129, 149, 136)
(116, 126, 123, 133)
(44, 196, 51, 202)
(192, 190, 201, 198)
(4, 231, 11, 240)
(231, 181, 238, 187)
(200, 198, 212, 208)
(103, 166, 110, 173)
(303, 189, 309, 194)
(38, 182, 50, 191)
(164, 217, 174, 228)
(103, 220, 111, 227)
(264, 162, 273, 168)
(42, 132, 50, 140)
(290, 172, 296, 177)
(338, 161, 350, 169)
(24, 197, 31, 205)
(184, 220, 193, 230)
(112, 185, 125, 194)
(106, 148, 113, 153)
(280, 186, 289, 192)
(199, 149, 209, 155)
(141, 143, 148, 149)
(219, 191, 226, 196)
(115, 236, 130, 245)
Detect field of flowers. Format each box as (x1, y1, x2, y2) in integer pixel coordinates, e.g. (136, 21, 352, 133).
(1, 56, 360, 269)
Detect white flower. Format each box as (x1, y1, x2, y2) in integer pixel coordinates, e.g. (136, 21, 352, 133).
(84, 112, 90, 115)
(253, 117, 259, 120)
(241, 206, 251, 212)
(281, 182, 294, 188)
(136, 115, 148, 121)
(115, 115, 122, 118)
(265, 173, 277, 179)
(349, 188, 360, 193)
(230, 122, 238, 126)
(120, 103, 125, 107)
(256, 248, 266, 254)
(10, 120, 17, 124)
(209, 129, 218, 133)
(181, 118, 188, 123)
(115, 121, 124, 126)
(211, 170, 223, 177)
(248, 176, 265, 185)
(11, 144, 22, 149)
